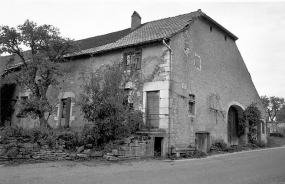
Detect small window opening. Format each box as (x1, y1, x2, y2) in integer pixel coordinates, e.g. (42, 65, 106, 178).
(225, 36, 227, 41)
(123, 49, 142, 71)
(194, 54, 201, 70)
(188, 94, 196, 116)
(262, 122, 265, 134)
(124, 89, 134, 110)
(210, 26, 212, 32)
(21, 96, 28, 102)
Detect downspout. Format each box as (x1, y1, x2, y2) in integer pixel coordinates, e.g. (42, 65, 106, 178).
(163, 38, 172, 157)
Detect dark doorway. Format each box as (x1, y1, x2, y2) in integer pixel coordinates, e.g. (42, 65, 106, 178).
(228, 106, 239, 145)
(154, 137, 163, 157)
(146, 91, 160, 129)
(0, 83, 16, 127)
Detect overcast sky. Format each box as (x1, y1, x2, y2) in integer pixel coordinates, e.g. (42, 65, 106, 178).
(1, 0, 284, 98)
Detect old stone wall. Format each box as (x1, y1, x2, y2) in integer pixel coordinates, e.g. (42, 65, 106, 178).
(169, 18, 267, 147)
(0, 137, 71, 161)
(0, 135, 154, 161)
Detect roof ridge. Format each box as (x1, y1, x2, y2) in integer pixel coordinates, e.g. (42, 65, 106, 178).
(69, 10, 202, 57)
(76, 27, 130, 42)
(142, 10, 200, 25)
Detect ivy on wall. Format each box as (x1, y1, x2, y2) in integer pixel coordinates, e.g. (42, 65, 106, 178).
(238, 102, 263, 142)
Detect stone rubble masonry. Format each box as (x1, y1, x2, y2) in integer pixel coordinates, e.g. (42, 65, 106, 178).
(0, 136, 154, 161)
(101, 137, 153, 160)
(0, 137, 71, 161)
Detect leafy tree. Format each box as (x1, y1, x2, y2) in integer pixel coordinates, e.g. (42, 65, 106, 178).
(0, 20, 76, 128)
(276, 105, 285, 123)
(78, 62, 143, 146)
(261, 96, 285, 122)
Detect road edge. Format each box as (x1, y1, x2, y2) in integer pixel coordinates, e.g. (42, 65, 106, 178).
(166, 146, 285, 162)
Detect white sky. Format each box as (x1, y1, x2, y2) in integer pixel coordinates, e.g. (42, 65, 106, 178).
(1, 0, 284, 98)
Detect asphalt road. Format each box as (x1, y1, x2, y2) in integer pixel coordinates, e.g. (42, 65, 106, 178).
(1, 147, 285, 184)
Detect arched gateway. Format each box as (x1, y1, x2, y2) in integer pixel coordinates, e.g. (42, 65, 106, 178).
(227, 105, 244, 145)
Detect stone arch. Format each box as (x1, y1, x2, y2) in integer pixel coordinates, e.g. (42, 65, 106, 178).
(226, 101, 245, 145)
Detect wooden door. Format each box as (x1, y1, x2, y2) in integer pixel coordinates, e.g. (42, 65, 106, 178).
(146, 91, 160, 129)
(228, 107, 238, 145)
(62, 97, 71, 128)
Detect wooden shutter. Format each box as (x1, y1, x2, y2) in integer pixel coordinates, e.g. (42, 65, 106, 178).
(135, 50, 142, 70)
(64, 97, 71, 128)
(123, 53, 127, 71)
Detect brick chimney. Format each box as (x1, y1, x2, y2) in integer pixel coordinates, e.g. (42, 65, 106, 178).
(131, 11, 141, 30)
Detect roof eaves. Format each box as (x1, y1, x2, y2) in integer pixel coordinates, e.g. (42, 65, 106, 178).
(201, 13, 238, 41)
(4, 63, 24, 71)
(78, 38, 166, 57)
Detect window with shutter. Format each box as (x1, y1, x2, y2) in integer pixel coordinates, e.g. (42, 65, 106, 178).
(123, 49, 142, 71)
(189, 94, 196, 116)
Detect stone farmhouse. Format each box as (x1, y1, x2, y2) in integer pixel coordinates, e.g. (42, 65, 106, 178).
(0, 9, 267, 156)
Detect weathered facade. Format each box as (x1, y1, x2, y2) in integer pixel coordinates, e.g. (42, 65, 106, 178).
(0, 9, 267, 156)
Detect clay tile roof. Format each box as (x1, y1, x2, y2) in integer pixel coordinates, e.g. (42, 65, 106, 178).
(70, 10, 238, 57)
(71, 10, 203, 57)
(76, 28, 133, 51)
(1, 10, 238, 73)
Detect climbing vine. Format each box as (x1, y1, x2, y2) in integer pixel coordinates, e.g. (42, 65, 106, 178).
(238, 102, 263, 142)
(208, 93, 226, 124)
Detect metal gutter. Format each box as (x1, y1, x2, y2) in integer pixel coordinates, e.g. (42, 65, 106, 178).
(162, 38, 172, 157)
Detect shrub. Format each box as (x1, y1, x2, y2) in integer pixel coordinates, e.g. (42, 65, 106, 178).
(0, 126, 23, 138)
(193, 150, 208, 158)
(250, 140, 267, 148)
(53, 128, 79, 150)
(244, 143, 258, 149)
(0, 126, 79, 150)
(230, 145, 244, 152)
(79, 124, 98, 146)
(21, 127, 49, 143)
(210, 139, 228, 152)
(78, 63, 143, 147)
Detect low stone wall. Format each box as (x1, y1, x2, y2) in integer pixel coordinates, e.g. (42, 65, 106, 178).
(0, 135, 154, 162)
(104, 137, 153, 160)
(76, 136, 154, 161)
(0, 137, 71, 161)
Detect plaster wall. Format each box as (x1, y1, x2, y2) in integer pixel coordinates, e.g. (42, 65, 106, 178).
(11, 43, 171, 133)
(169, 18, 267, 147)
